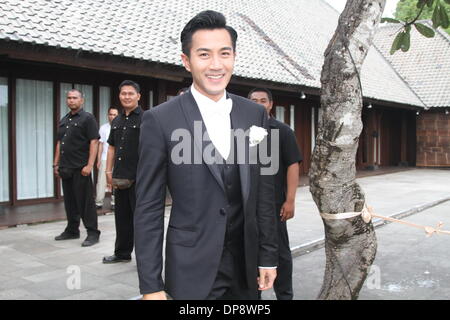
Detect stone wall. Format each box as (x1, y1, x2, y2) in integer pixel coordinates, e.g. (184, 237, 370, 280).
(416, 111, 450, 167)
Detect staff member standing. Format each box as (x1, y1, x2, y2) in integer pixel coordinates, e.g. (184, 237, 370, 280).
(95, 107, 119, 210)
(103, 80, 142, 264)
(53, 89, 101, 247)
(249, 88, 303, 300)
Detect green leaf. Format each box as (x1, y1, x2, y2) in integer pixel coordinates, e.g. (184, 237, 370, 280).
(440, 3, 450, 28)
(390, 32, 405, 54)
(426, 0, 435, 8)
(445, 0, 450, 5)
(432, 3, 441, 28)
(381, 17, 401, 23)
(400, 30, 411, 52)
(414, 22, 436, 37)
(405, 24, 411, 33)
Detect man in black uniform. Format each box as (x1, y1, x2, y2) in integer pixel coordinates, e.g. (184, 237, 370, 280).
(53, 89, 101, 247)
(103, 80, 143, 264)
(249, 88, 302, 300)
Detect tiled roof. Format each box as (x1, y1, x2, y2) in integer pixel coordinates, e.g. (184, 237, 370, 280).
(0, 0, 425, 107)
(374, 21, 450, 108)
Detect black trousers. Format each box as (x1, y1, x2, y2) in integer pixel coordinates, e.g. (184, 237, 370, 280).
(61, 169, 100, 237)
(113, 183, 135, 258)
(206, 244, 257, 300)
(273, 202, 293, 300)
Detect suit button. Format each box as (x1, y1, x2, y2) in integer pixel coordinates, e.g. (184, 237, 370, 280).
(220, 208, 226, 216)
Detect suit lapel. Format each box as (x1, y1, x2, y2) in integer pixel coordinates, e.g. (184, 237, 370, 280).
(229, 94, 251, 208)
(179, 91, 226, 193)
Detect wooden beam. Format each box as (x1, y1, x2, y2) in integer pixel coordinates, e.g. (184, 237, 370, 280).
(0, 41, 186, 82)
(400, 111, 408, 164)
(9, 76, 17, 205)
(157, 79, 167, 105)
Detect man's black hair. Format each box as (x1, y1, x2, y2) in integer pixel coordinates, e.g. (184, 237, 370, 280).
(119, 80, 141, 93)
(248, 88, 273, 101)
(180, 10, 238, 56)
(67, 88, 84, 98)
(108, 106, 119, 112)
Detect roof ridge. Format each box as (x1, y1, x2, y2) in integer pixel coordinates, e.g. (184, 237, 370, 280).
(319, 0, 340, 15)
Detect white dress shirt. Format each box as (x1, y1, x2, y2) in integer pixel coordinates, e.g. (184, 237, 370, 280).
(190, 85, 232, 160)
(98, 123, 111, 161)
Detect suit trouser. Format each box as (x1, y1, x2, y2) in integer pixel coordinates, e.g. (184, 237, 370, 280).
(95, 160, 115, 206)
(61, 169, 100, 237)
(113, 183, 135, 258)
(273, 202, 293, 300)
(206, 243, 257, 300)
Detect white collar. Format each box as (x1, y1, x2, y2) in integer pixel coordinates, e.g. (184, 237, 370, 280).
(190, 85, 232, 116)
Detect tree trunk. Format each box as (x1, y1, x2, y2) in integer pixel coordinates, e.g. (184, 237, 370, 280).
(309, 0, 385, 300)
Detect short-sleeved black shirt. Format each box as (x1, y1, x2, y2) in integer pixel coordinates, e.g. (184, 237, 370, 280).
(57, 109, 99, 169)
(107, 106, 143, 180)
(268, 117, 303, 205)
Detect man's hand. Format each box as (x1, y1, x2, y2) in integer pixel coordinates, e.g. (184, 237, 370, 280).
(280, 200, 295, 222)
(142, 291, 168, 300)
(53, 166, 59, 178)
(81, 165, 93, 176)
(106, 171, 113, 187)
(257, 268, 277, 291)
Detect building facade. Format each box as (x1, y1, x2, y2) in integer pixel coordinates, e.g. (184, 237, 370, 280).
(0, 0, 430, 208)
(375, 21, 450, 167)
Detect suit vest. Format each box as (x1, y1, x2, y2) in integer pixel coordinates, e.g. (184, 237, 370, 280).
(216, 135, 244, 255)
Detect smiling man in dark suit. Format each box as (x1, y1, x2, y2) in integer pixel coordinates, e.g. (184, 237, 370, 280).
(134, 10, 278, 300)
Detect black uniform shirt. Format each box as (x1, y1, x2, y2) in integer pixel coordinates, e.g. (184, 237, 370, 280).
(268, 117, 303, 205)
(108, 106, 143, 180)
(57, 109, 99, 169)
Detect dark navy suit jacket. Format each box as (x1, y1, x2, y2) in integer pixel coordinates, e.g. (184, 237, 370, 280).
(134, 90, 277, 299)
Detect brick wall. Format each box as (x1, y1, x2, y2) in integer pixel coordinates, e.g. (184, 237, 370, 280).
(416, 111, 450, 167)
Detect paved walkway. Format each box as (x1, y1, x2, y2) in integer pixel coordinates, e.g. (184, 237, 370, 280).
(265, 200, 450, 300)
(287, 168, 450, 252)
(1, 168, 449, 299)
